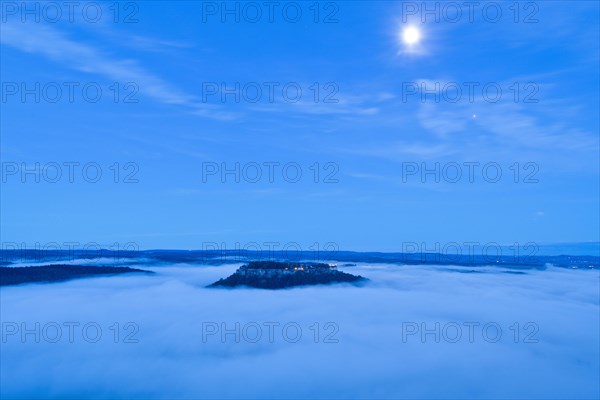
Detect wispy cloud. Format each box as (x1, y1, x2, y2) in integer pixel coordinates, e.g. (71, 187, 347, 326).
(323, 72, 598, 171)
(341, 141, 456, 161)
(1, 21, 236, 121)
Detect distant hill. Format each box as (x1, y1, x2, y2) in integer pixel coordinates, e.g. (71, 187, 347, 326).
(208, 261, 367, 289)
(1, 248, 597, 269)
(0, 265, 153, 286)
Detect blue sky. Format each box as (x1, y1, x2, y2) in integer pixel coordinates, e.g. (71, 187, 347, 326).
(1, 1, 599, 251)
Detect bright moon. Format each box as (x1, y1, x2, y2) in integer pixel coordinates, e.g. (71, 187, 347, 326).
(402, 26, 421, 45)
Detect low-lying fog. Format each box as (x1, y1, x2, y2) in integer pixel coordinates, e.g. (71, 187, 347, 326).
(1, 263, 598, 399)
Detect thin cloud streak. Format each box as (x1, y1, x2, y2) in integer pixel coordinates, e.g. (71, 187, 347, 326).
(1, 21, 236, 121)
